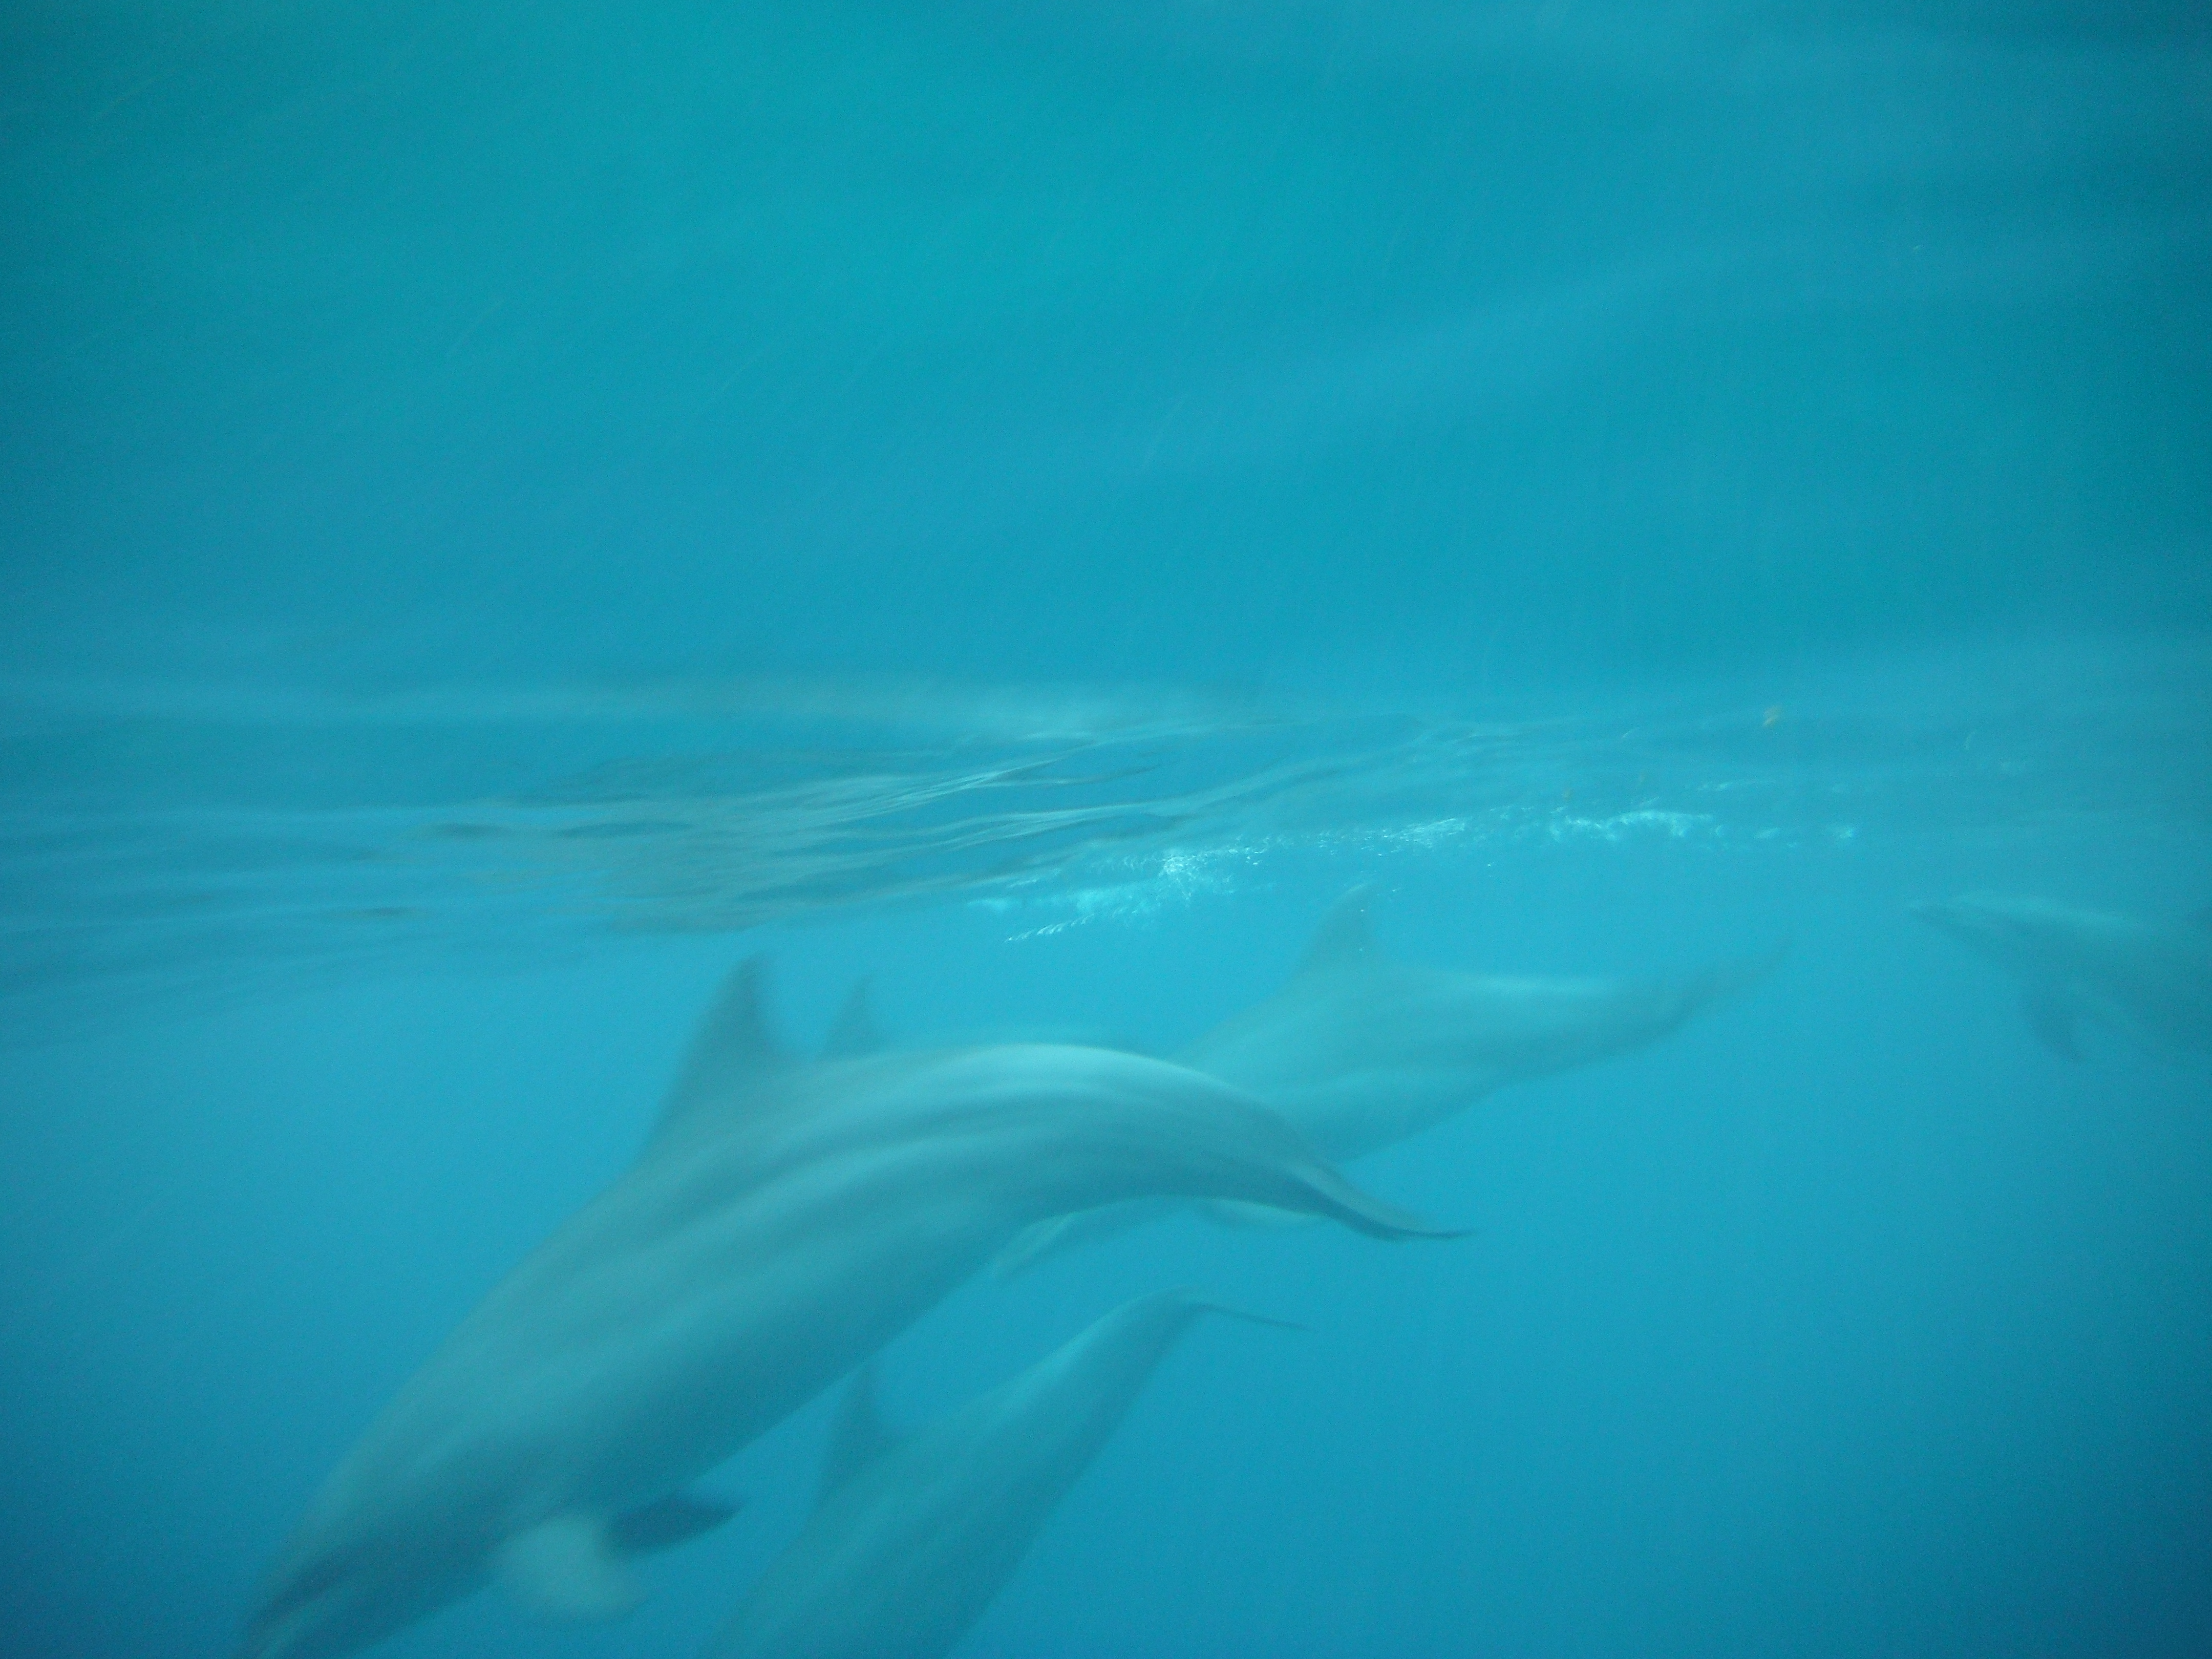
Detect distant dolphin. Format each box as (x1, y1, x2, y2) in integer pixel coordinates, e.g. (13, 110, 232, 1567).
(998, 884, 1773, 1273)
(1910, 893, 2212, 1059)
(242, 963, 1453, 1659)
(706, 1288, 1284, 1659)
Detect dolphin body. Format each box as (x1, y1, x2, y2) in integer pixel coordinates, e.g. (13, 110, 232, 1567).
(242, 965, 1451, 1659)
(706, 1288, 1270, 1659)
(998, 885, 1772, 1274)
(1910, 894, 2212, 1059)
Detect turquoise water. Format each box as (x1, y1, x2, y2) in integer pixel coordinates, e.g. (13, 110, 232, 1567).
(3, 6, 2209, 1657)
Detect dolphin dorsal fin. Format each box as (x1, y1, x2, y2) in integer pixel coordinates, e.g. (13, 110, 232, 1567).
(1295, 885, 1378, 979)
(821, 979, 884, 1058)
(817, 1363, 898, 1506)
(649, 958, 788, 1152)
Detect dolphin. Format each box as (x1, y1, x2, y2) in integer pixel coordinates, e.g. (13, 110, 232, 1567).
(242, 962, 1452, 1659)
(1910, 893, 2212, 1059)
(997, 884, 1773, 1274)
(705, 1287, 1286, 1659)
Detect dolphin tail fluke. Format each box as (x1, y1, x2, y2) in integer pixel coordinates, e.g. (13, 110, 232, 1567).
(1283, 1161, 1466, 1242)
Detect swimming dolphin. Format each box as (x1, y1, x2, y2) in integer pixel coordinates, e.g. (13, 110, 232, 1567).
(242, 962, 1452, 1659)
(1910, 893, 2212, 1059)
(998, 884, 1773, 1273)
(706, 1288, 1284, 1659)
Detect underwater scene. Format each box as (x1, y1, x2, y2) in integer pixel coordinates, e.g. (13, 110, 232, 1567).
(3, 5, 2209, 1658)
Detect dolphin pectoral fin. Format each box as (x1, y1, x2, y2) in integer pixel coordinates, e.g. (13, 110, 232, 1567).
(1287, 1162, 1467, 1242)
(2022, 986, 2082, 1060)
(608, 1492, 739, 1556)
(495, 1516, 644, 1622)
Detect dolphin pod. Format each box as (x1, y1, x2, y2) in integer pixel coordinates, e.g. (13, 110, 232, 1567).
(707, 1288, 1285, 1659)
(1911, 893, 2212, 1059)
(240, 881, 2195, 1659)
(996, 884, 1776, 1275)
(240, 962, 1454, 1659)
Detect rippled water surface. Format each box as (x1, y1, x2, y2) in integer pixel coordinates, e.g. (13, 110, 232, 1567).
(6, 637, 2208, 1030)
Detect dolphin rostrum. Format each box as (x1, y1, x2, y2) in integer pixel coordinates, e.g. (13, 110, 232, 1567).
(706, 1287, 1288, 1659)
(1910, 893, 2212, 1059)
(998, 884, 1773, 1273)
(242, 963, 1452, 1659)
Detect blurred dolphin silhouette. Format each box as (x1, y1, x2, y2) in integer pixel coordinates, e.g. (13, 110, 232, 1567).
(1910, 893, 2212, 1059)
(998, 884, 1775, 1274)
(706, 1287, 1288, 1659)
(241, 962, 1452, 1659)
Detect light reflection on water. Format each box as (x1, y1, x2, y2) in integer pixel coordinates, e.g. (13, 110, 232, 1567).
(2, 635, 2206, 1033)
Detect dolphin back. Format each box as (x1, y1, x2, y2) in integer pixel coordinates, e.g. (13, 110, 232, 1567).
(902, 1045, 1460, 1241)
(242, 1039, 1447, 1659)
(1911, 894, 2212, 1057)
(708, 1288, 1282, 1659)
